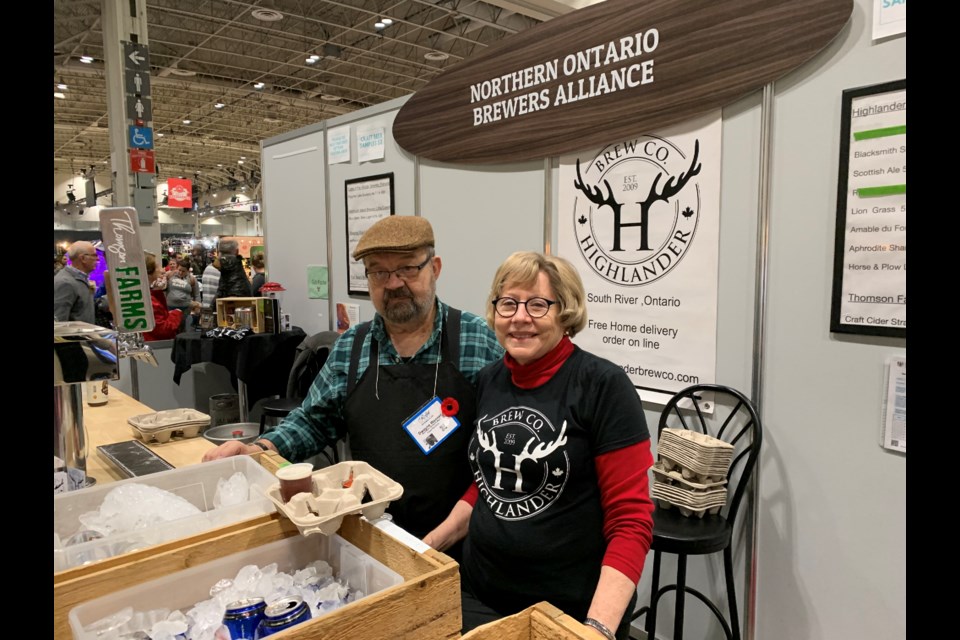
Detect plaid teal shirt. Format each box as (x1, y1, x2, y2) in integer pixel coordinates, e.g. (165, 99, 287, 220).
(263, 299, 504, 462)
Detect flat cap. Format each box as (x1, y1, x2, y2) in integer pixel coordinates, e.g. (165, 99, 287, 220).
(352, 215, 435, 260)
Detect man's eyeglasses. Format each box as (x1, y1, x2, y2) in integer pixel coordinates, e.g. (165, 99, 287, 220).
(365, 256, 432, 285)
(492, 297, 557, 318)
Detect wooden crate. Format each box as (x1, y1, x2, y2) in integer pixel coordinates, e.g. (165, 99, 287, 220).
(54, 453, 462, 640)
(216, 296, 279, 333)
(461, 602, 596, 640)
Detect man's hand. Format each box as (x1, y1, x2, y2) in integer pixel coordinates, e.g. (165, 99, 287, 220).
(202, 440, 260, 462)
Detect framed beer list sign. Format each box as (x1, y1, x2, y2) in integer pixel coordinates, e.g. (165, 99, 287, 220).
(830, 79, 906, 338)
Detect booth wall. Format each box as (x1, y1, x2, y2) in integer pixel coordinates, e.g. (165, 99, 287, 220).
(756, 3, 906, 639)
(260, 1, 906, 635)
(261, 127, 328, 335)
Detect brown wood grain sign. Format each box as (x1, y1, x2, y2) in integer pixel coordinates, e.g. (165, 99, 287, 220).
(393, 0, 853, 164)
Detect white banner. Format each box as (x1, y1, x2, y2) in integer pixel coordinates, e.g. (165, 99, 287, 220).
(557, 112, 722, 406)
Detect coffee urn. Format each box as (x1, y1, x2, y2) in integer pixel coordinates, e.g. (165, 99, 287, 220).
(54, 321, 119, 491)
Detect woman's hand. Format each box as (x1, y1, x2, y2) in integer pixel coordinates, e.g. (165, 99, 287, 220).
(422, 499, 473, 551)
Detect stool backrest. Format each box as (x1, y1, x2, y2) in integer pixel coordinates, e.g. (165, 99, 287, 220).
(657, 383, 762, 523)
(286, 331, 342, 399)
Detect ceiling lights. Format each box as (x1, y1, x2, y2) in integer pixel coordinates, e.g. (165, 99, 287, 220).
(306, 54, 320, 65)
(374, 17, 393, 30)
(253, 82, 266, 90)
(54, 92, 66, 99)
(251, 8, 284, 22)
(214, 102, 225, 109)
(182, 119, 192, 124)
(57, 80, 68, 90)
(79, 55, 94, 64)
(424, 51, 449, 61)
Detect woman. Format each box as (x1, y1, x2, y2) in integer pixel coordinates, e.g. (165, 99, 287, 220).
(144, 253, 198, 341)
(165, 261, 200, 330)
(426, 252, 654, 640)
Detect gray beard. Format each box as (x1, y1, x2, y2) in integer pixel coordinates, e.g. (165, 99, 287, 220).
(382, 288, 429, 324)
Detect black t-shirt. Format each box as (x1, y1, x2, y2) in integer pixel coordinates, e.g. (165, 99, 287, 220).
(462, 346, 649, 618)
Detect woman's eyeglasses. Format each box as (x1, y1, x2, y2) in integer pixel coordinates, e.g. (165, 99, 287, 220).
(492, 297, 557, 318)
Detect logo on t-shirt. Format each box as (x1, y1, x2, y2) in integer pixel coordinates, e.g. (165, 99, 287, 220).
(470, 408, 569, 520)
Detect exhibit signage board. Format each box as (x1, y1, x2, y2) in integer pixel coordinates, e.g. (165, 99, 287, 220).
(830, 79, 906, 338)
(99, 207, 156, 333)
(558, 113, 722, 405)
(345, 174, 395, 295)
(393, 0, 853, 164)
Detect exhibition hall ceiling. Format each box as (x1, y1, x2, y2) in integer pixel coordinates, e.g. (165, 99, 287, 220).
(54, 0, 595, 195)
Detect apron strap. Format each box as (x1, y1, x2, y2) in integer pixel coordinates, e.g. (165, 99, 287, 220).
(345, 306, 463, 393)
(444, 307, 461, 369)
(346, 322, 372, 395)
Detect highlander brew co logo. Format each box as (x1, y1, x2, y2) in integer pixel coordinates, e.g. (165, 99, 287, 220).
(572, 136, 702, 286)
(470, 409, 569, 521)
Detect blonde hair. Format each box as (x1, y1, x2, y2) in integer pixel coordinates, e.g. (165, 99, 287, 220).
(486, 251, 588, 337)
(144, 252, 158, 277)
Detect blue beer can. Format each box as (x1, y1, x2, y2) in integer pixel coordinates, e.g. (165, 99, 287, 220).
(255, 596, 313, 637)
(222, 597, 267, 639)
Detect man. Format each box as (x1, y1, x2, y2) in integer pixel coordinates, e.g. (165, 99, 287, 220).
(188, 246, 207, 277)
(216, 239, 252, 300)
(204, 216, 504, 547)
(200, 251, 221, 313)
(53, 241, 98, 323)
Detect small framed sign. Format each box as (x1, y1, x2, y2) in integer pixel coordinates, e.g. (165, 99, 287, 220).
(830, 79, 906, 338)
(345, 173, 395, 295)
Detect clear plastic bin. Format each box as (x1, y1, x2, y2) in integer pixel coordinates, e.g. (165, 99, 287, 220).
(54, 456, 277, 572)
(68, 532, 404, 639)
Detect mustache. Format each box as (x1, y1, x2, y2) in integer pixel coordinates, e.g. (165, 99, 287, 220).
(383, 287, 413, 301)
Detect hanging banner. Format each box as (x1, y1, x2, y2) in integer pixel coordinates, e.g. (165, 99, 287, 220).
(557, 112, 721, 406)
(99, 207, 156, 333)
(167, 178, 193, 208)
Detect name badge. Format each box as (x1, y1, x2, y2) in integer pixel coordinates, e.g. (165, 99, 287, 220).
(402, 396, 460, 455)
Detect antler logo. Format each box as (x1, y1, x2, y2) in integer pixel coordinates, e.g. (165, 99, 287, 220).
(571, 137, 702, 286)
(471, 409, 569, 521)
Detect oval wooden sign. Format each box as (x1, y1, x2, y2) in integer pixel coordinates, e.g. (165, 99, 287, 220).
(393, 0, 853, 164)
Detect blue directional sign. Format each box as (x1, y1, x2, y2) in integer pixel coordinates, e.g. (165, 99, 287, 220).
(128, 125, 154, 150)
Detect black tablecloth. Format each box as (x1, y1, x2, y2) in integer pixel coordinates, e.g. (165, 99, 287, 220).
(171, 328, 307, 410)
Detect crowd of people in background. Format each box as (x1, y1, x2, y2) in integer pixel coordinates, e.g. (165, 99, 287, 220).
(54, 241, 266, 339)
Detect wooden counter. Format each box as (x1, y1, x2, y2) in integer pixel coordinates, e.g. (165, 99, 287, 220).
(83, 387, 216, 483)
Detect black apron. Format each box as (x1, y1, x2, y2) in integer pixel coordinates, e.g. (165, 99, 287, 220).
(343, 308, 477, 543)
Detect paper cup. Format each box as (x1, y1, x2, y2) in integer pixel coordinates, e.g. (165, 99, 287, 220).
(276, 463, 314, 503)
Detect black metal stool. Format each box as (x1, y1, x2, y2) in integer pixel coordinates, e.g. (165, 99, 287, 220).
(258, 397, 302, 435)
(632, 384, 762, 640)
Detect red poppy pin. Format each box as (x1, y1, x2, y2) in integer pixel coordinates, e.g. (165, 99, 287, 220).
(441, 397, 459, 417)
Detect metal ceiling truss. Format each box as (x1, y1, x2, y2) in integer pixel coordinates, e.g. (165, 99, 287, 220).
(54, 0, 548, 194)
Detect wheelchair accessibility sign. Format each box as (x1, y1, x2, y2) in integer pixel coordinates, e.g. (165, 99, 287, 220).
(128, 125, 154, 150)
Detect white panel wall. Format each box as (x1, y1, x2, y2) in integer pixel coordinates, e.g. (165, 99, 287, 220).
(261, 128, 328, 336)
(421, 159, 546, 316)
(326, 103, 416, 326)
(756, 3, 906, 638)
